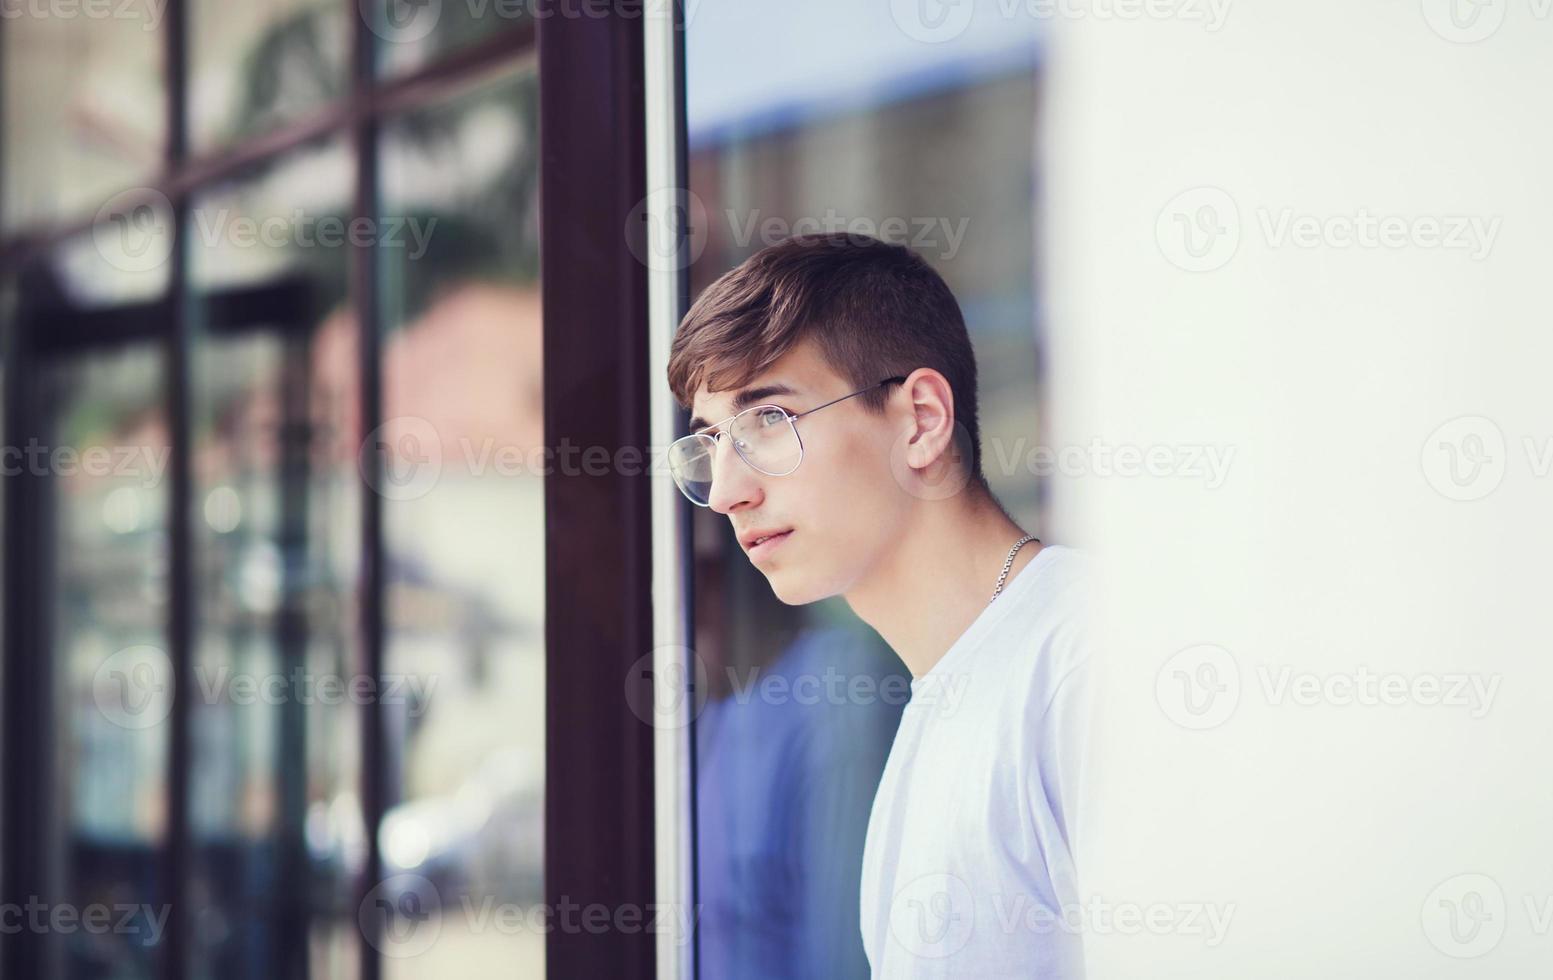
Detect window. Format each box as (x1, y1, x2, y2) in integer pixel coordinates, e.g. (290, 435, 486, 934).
(1, 7, 550, 980)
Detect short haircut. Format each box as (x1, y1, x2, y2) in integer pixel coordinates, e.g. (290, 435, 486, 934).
(667, 233, 987, 492)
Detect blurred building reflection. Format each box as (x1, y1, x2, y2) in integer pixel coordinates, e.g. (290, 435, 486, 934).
(1, 7, 543, 978)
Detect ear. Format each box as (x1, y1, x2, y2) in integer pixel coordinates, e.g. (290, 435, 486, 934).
(890, 368, 974, 501)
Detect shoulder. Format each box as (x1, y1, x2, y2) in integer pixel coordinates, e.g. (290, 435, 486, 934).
(910, 546, 1097, 725)
(998, 545, 1096, 719)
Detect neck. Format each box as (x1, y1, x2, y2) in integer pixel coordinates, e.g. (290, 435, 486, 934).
(842, 488, 1042, 679)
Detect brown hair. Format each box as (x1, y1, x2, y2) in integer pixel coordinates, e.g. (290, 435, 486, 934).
(668, 232, 987, 491)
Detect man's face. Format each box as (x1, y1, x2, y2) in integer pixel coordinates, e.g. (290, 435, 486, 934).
(687, 338, 910, 605)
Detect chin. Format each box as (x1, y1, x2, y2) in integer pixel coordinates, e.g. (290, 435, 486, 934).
(765, 571, 829, 607)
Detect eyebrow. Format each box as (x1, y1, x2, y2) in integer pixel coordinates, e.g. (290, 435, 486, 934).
(688, 383, 801, 432)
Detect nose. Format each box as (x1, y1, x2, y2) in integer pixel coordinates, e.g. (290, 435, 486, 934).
(706, 432, 764, 515)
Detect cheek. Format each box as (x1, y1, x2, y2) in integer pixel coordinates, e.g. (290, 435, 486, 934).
(790, 428, 899, 529)
(761, 435, 902, 602)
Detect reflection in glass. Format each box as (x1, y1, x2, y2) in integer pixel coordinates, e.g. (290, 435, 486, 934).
(376, 65, 543, 978)
(1, 4, 164, 231)
(42, 344, 170, 980)
(367, 0, 532, 78)
(186, 137, 362, 980)
(189, 0, 348, 153)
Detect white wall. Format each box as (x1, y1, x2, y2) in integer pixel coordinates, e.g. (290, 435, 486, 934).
(1043, 2, 1553, 976)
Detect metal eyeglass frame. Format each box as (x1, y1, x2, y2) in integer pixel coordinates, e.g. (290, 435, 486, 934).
(670, 375, 909, 506)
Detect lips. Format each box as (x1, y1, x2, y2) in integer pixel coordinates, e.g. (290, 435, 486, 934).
(741, 528, 793, 554)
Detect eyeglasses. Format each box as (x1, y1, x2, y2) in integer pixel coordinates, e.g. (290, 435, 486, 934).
(668, 376, 908, 507)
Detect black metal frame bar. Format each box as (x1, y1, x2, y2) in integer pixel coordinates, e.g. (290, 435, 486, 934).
(162, 2, 192, 976)
(349, 5, 386, 980)
(1, 278, 51, 980)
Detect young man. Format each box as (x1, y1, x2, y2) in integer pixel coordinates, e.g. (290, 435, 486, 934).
(666, 233, 1094, 978)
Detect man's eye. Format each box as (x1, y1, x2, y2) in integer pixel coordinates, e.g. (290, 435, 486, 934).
(756, 408, 787, 426)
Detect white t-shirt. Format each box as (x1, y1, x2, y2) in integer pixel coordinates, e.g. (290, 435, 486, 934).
(859, 544, 1094, 979)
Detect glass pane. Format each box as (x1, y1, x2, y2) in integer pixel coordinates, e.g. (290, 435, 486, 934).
(57, 196, 175, 308)
(685, 5, 1044, 977)
(43, 342, 171, 980)
(186, 136, 362, 980)
(374, 65, 542, 977)
(364, 0, 532, 78)
(189, 0, 349, 153)
(1, 4, 165, 232)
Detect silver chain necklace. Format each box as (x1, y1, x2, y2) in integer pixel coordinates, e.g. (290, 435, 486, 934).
(989, 534, 1039, 604)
